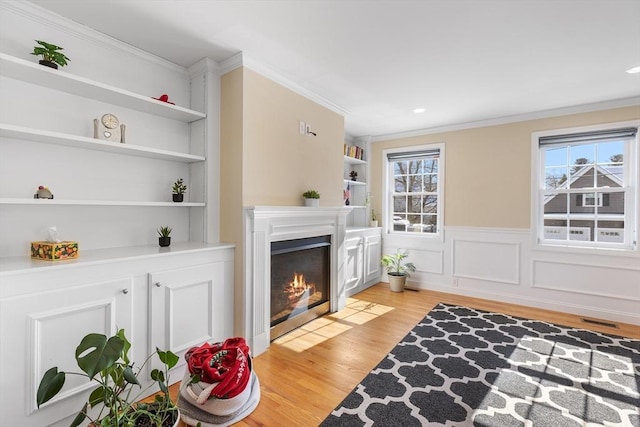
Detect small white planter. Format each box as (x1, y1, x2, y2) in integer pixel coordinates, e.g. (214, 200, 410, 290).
(369, 220, 378, 227)
(304, 198, 320, 207)
(388, 275, 407, 292)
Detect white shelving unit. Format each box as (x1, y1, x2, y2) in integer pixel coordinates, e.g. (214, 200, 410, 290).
(343, 141, 370, 226)
(0, 52, 211, 262)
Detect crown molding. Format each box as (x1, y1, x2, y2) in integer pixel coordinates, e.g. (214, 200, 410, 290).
(370, 97, 640, 142)
(219, 52, 350, 117)
(1, 0, 187, 74)
(188, 57, 221, 78)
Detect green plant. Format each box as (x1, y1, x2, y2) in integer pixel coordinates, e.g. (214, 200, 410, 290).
(157, 226, 172, 237)
(31, 40, 70, 67)
(381, 250, 416, 277)
(302, 190, 320, 199)
(371, 209, 377, 221)
(171, 178, 187, 195)
(36, 329, 179, 427)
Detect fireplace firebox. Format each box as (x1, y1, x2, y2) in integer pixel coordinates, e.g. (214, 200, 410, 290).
(270, 235, 331, 340)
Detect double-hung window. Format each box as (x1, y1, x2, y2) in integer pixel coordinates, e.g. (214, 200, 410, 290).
(534, 123, 638, 249)
(385, 145, 443, 236)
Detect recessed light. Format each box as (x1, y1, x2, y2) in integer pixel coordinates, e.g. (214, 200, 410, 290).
(413, 108, 425, 113)
(626, 66, 640, 74)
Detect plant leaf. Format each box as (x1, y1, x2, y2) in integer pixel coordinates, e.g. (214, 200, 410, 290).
(157, 348, 179, 369)
(88, 385, 106, 407)
(69, 402, 87, 427)
(36, 367, 65, 407)
(123, 365, 140, 385)
(76, 333, 124, 378)
(116, 329, 132, 365)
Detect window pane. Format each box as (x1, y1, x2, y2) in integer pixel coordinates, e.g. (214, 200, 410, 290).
(393, 195, 406, 211)
(569, 165, 594, 189)
(543, 193, 567, 215)
(601, 191, 623, 214)
(393, 215, 408, 231)
(394, 177, 406, 192)
(570, 144, 594, 166)
(408, 196, 422, 213)
(568, 220, 593, 241)
(597, 166, 623, 187)
(423, 195, 438, 213)
(393, 161, 407, 175)
(596, 141, 624, 165)
(423, 159, 438, 173)
(424, 174, 438, 192)
(545, 146, 567, 167)
(544, 218, 566, 240)
(545, 167, 568, 189)
(408, 160, 422, 174)
(596, 221, 624, 243)
(408, 175, 422, 192)
(570, 194, 594, 214)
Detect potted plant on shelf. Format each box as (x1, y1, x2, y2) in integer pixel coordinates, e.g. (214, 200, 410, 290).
(302, 190, 320, 207)
(36, 329, 180, 427)
(157, 226, 172, 247)
(171, 178, 187, 203)
(370, 209, 378, 228)
(381, 250, 416, 292)
(31, 40, 70, 69)
(349, 171, 358, 181)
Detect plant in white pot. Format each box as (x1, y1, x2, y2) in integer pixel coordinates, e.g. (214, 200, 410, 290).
(302, 190, 320, 207)
(381, 250, 416, 292)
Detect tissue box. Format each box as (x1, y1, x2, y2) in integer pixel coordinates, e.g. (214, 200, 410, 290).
(31, 241, 79, 261)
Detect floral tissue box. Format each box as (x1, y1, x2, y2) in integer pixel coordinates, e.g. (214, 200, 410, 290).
(31, 241, 79, 261)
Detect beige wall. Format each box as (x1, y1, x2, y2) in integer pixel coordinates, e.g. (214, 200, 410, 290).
(369, 106, 640, 229)
(220, 67, 345, 335)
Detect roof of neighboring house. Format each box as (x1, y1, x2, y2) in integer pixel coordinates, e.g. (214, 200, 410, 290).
(544, 164, 623, 205)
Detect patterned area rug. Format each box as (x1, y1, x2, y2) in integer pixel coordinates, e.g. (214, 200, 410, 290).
(321, 303, 640, 426)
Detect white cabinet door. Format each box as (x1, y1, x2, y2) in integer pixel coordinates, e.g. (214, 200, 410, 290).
(148, 261, 233, 378)
(344, 235, 364, 296)
(0, 276, 134, 427)
(364, 233, 382, 284)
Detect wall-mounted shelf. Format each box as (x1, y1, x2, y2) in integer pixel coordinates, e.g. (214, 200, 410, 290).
(0, 124, 205, 163)
(344, 155, 366, 165)
(0, 198, 205, 207)
(0, 53, 206, 123)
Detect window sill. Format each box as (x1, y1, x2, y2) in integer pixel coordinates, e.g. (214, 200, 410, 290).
(533, 241, 639, 258)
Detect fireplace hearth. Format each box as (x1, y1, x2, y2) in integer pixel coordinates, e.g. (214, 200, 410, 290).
(270, 235, 330, 340)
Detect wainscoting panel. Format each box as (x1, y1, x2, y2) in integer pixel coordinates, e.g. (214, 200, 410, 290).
(452, 239, 520, 285)
(532, 259, 640, 301)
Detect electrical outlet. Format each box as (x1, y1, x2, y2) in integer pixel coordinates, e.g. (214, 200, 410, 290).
(299, 121, 306, 135)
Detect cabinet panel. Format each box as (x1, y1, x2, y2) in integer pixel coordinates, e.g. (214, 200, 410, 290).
(148, 261, 232, 377)
(0, 277, 133, 427)
(364, 234, 382, 284)
(344, 236, 364, 295)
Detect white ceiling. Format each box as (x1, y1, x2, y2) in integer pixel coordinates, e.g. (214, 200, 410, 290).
(29, 0, 640, 139)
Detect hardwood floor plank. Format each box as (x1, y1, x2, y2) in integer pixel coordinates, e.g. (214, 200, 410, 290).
(168, 283, 639, 426)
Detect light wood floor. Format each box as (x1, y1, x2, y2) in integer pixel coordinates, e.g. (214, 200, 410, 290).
(170, 283, 640, 426)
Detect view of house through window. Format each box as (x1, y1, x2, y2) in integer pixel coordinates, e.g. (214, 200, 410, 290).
(538, 126, 637, 248)
(386, 146, 442, 235)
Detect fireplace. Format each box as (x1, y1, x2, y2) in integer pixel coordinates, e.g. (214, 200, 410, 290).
(244, 206, 349, 356)
(270, 235, 331, 340)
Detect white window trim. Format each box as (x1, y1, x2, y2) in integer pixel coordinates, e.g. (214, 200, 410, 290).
(531, 120, 639, 255)
(382, 143, 445, 242)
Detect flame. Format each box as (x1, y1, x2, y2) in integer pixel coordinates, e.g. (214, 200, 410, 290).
(286, 273, 316, 301)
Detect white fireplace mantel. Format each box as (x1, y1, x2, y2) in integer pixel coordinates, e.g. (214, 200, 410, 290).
(243, 206, 350, 355)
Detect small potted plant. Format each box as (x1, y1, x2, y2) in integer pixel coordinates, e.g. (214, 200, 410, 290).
(171, 178, 187, 203)
(31, 40, 70, 69)
(36, 329, 179, 427)
(302, 190, 320, 207)
(349, 171, 358, 181)
(157, 226, 172, 247)
(370, 209, 378, 228)
(381, 250, 416, 292)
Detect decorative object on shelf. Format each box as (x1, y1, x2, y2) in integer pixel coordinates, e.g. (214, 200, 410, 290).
(93, 113, 126, 143)
(172, 178, 187, 202)
(343, 182, 350, 206)
(31, 226, 79, 261)
(370, 209, 378, 228)
(157, 226, 172, 247)
(33, 185, 53, 199)
(381, 250, 416, 292)
(302, 190, 320, 207)
(349, 170, 358, 181)
(36, 329, 180, 427)
(177, 337, 260, 426)
(152, 93, 175, 105)
(30, 40, 70, 69)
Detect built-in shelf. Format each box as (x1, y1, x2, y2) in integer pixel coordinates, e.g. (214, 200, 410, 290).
(0, 198, 205, 207)
(344, 179, 367, 186)
(0, 53, 206, 123)
(349, 205, 367, 209)
(0, 124, 205, 163)
(344, 155, 366, 165)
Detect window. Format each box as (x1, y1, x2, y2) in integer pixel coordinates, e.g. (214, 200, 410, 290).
(385, 145, 443, 236)
(534, 123, 638, 249)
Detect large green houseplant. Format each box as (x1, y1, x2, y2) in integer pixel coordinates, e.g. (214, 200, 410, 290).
(36, 329, 179, 427)
(381, 250, 416, 292)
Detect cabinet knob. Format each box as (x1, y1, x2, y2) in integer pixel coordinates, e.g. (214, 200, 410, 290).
(155, 282, 162, 287)
(122, 289, 129, 294)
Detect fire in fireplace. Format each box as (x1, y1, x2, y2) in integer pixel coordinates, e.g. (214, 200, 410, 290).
(270, 235, 331, 340)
